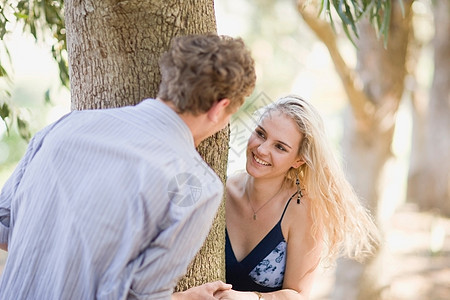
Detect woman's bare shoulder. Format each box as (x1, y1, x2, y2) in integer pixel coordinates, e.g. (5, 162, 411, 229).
(226, 172, 246, 191)
(284, 194, 315, 237)
(226, 172, 247, 203)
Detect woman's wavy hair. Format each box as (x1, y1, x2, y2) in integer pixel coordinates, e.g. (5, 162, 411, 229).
(158, 34, 256, 115)
(257, 95, 380, 265)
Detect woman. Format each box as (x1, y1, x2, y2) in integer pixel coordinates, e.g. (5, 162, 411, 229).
(217, 95, 380, 299)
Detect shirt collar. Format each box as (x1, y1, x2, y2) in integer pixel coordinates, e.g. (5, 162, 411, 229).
(139, 99, 195, 148)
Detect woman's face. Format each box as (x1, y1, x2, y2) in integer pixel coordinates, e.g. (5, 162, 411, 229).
(246, 111, 304, 179)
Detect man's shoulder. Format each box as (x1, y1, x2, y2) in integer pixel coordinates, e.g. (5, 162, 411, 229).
(167, 151, 222, 187)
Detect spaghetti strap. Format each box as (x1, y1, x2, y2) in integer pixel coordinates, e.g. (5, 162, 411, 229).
(279, 191, 298, 221)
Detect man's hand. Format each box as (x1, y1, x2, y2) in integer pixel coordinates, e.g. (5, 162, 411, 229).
(172, 281, 232, 300)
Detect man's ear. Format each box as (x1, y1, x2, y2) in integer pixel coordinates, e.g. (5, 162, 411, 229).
(207, 98, 231, 123)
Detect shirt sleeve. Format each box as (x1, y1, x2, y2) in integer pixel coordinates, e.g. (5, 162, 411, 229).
(0, 112, 71, 245)
(127, 175, 223, 299)
(0, 126, 50, 244)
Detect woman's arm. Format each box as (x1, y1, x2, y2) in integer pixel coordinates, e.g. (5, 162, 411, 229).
(278, 196, 322, 299)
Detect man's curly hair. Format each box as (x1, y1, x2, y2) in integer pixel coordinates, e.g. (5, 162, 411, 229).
(157, 34, 256, 115)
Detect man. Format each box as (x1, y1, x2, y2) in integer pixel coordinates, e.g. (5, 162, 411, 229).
(0, 34, 256, 299)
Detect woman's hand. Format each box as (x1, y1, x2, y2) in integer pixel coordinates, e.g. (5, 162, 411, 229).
(172, 281, 232, 300)
(214, 289, 259, 300)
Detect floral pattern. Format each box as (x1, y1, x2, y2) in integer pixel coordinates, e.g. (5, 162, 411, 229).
(248, 240, 286, 288)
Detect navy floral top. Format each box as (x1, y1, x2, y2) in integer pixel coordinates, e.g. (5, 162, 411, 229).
(225, 192, 297, 292)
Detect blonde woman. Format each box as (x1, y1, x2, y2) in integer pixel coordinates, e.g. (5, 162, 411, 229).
(216, 95, 380, 300)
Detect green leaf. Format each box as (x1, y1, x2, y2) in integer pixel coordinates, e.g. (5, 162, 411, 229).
(327, 9, 337, 34)
(0, 102, 10, 120)
(30, 22, 37, 38)
(335, 0, 352, 25)
(13, 12, 28, 19)
(44, 89, 51, 104)
(0, 101, 12, 135)
(342, 18, 357, 48)
(344, 2, 358, 38)
(323, 0, 393, 46)
(58, 58, 70, 87)
(319, 0, 329, 15)
(381, 0, 392, 48)
(17, 116, 31, 141)
(0, 64, 8, 77)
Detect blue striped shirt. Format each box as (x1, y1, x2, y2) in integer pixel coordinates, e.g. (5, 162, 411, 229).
(0, 99, 224, 299)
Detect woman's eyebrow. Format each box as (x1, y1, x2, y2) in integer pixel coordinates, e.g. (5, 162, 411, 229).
(259, 125, 292, 149)
(277, 140, 292, 149)
(257, 125, 266, 133)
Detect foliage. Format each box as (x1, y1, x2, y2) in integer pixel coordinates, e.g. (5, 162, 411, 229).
(318, 0, 400, 46)
(0, 0, 67, 139)
(0, 0, 396, 138)
(1, 0, 67, 86)
(0, 96, 30, 140)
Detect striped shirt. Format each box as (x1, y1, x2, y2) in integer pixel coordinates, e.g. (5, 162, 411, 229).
(0, 99, 224, 299)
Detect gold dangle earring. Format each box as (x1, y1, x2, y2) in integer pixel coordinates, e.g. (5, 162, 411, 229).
(296, 175, 303, 204)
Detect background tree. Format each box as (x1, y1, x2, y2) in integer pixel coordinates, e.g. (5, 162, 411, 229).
(407, 0, 450, 216)
(297, 0, 413, 299)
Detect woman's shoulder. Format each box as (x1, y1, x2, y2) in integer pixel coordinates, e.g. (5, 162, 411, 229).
(226, 172, 247, 203)
(226, 171, 247, 190)
(284, 193, 314, 237)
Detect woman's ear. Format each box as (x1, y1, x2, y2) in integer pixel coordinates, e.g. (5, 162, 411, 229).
(292, 157, 305, 169)
(207, 98, 231, 123)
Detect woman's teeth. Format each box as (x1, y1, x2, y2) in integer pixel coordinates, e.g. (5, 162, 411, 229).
(254, 154, 270, 166)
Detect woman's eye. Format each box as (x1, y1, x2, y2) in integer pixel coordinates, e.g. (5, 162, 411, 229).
(276, 144, 286, 151)
(256, 130, 265, 138)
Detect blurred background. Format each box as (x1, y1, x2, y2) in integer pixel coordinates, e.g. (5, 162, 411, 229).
(0, 0, 449, 299)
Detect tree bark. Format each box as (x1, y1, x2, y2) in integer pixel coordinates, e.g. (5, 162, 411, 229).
(175, 131, 229, 290)
(65, 0, 216, 110)
(65, 0, 227, 292)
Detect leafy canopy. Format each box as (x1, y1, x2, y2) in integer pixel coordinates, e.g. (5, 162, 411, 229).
(0, 0, 394, 139)
(319, 0, 400, 46)
(0, 0, 66, 140)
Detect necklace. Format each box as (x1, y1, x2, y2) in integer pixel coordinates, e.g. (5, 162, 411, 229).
(246, 183, 284, 220)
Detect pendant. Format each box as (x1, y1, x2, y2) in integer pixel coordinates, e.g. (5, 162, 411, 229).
(253, 213, 257, 220)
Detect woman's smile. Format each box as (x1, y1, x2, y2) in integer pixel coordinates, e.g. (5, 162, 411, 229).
(252, 153, 271, 166)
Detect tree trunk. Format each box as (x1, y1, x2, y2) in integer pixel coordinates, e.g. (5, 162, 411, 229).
(176, 133, 229, 290)
(407, 0, 450, 216)
(65, 0, 216, 110)
(333, 2, 414, 300)
(406, 67, 428, 208)
(64, 0, 227, 292)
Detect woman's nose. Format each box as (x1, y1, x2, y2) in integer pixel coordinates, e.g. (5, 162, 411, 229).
(256, 141, 270, 155)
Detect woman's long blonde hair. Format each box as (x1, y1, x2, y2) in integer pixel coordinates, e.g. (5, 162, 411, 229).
(258, 95, 380, 265)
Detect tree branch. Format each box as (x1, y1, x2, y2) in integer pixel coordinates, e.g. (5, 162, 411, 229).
(296, 0, 374, 126)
